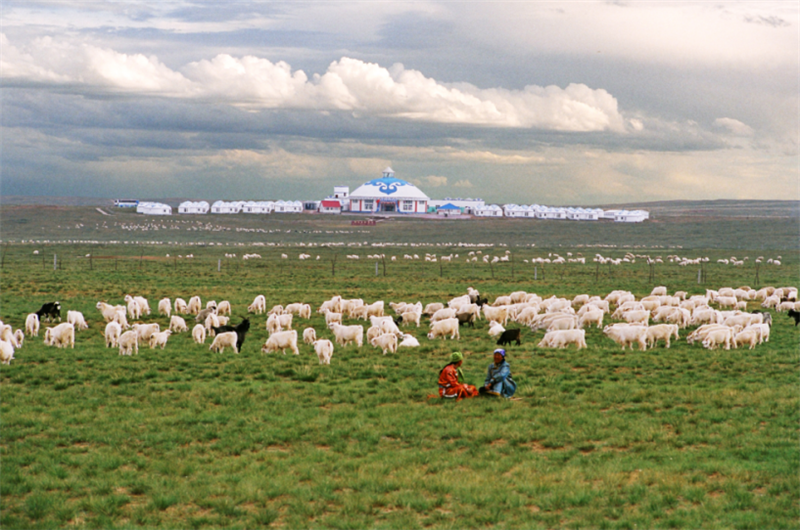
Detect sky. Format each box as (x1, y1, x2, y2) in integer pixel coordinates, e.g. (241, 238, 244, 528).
(1, 1, 798, 205)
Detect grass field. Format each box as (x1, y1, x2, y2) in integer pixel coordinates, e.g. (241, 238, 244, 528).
(1, 206, 798, 529)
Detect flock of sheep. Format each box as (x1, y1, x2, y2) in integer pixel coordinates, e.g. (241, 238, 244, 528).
(1, 281, 797, 368)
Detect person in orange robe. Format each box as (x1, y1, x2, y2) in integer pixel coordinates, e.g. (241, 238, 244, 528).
(438, 351, 478, 400)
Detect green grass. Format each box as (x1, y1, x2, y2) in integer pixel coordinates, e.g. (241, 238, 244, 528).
(0, 212, 798, 529)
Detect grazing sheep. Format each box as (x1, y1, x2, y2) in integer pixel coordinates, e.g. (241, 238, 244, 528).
(0, 325, 18, 347)
(496, 328, 522, 346)
(67, 310, 89, 331)
(603, 324, 647, 351)
(427, 318, 460, 340)
(113, 309, 130, 329)
(578, 309, 604, 329)
(25, 313, 40, 337)
(170, 315, 188, 333)
(303, 327, 317, 345)
(134, 296, 151, 315)
(268, 304, 285, 316)
(96, 301, 119, 323)
(124, 295, 142, 320)
(104, 321, 122, 348)
(13, 330, 24, 348)
(187, 296, 202, 315)
(646, 324, 680, 348)
(371, 333, 398, 355)
(43, 322, 75, 348)
(330, 323, 364, 348)
(149, 330, 172, 349)
(733, 329, 759, 350)
(261, 330, 299, 355)
(204, 313, 221, 335)
(702, 327, 732, 350)
(537, 329, 587, 349)
(266, 314, 282, 334)
(211, 319, 251, 352)
(401, 310, 421, 327)
(158, 297, 171, 318)
(216, 301, 232, 316)
(0, 340, 15, 365)
(623, 310, 650, 325)
(196, 305, 217, 323)
(192, 324, 207, 344)
(423, 302, 444, 316)
(210, 331, 239, 354)
(132, 323, 160, 343)
(313, 339, 334, 364)
(175, 297, 189, 314)
(482, 306, 509, 326)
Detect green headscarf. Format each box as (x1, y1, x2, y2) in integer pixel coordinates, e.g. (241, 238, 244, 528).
(450, 351, 465, 382)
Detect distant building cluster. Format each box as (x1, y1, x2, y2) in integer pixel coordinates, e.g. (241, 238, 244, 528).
(121, 167, 649, 222)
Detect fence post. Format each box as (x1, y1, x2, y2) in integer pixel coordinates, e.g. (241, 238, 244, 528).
(697, 269, 702, 284)
(534, 266, 537, 280)
(218, 259, 221, 272)
(375, 262, 378, 276)
(54, 254, 57, 271)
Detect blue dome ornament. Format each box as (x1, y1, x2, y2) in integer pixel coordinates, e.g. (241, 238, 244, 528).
(366, 176, 407, 195)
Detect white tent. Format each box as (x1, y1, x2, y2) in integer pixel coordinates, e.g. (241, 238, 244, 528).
(474, 204, 503, 217)
(136, 202, 172, 215)
(178, 201, 209, 214)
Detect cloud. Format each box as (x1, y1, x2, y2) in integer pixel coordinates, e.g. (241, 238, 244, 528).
(412, 175, 448, 187)
(1, 33, 626, 132)
(714, 117, 755, 136)
(453, 179, 473, 188)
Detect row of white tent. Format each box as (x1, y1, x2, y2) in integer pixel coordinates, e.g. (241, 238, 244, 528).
(474, 204, 649, 222)
(177, 200, 303, 214)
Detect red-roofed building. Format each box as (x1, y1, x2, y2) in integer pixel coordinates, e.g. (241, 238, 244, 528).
(319, 200, 342, 214)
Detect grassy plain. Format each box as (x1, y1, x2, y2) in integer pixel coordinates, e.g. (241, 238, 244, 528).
(0, 203, 798, 529)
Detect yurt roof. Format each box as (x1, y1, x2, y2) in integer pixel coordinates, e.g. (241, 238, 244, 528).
(350, 175, 430, 201)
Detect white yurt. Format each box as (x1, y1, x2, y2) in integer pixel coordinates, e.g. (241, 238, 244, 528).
(474, 204, 503, 217)
(178, 201, 209, 214)
(349, 168, 429, 214)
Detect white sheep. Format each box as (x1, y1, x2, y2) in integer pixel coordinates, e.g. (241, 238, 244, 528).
(248, 295, 267, 314)
(96, 301, 119, 323)
(124, 295, 142, 320)
(303, 327, 317, 345)
(175, 297, 189, 314)
(216, 301, 232, 316)
(113, 308, 130, 329)
(398, 334, 420, 348)
(149, 330, 172, 349)
(261, 330, 299, 355)
(370, 333, 398, 355)
(135, 296, 151, 316)
(313, 339, 334, 364)
(210, 331, 239, 354)
(133, 323, 160, 343)
(67, 310, 89, 331)
(170, 315, 188, 333)
(118, 330, 139, 355)
(488, 321, 505, 337)
(25, 313, 40, 337)
(0, 340, 15, 365)
(158, 298, 172, 318)
(13, 330, 24, 348)
(400, 311, 421, 327)
(702, 328, 732, 350)
(187, 296, 202, 315)
(537, 329, 587, 349)
(646, 324, 680, 348)
(192, 324, 207, 344)
(44, 323, 75, 348)
(427, 318, 460, 340)
(603, 324, 647, 351)
(578, 309, 604, 329)
(430, 308, 457, 323)
(104, 321, 122, 348)
(330, 324, 364, 348)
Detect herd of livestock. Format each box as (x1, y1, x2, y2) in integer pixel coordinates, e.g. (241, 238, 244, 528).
(1, 283, 798, 367)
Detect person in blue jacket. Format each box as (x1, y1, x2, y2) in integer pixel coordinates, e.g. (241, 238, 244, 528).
(481, 349, 517, 398)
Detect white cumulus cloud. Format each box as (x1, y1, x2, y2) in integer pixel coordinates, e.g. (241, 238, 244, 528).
(1, 34, 626, 132)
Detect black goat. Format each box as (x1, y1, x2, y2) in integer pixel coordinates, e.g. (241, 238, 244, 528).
(496, 328, 522, 346)
(35, 301, 61, 323)
(212, 318, 251, 351)
(787, 309, 800, 326)
(457, 312, 476, 328)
